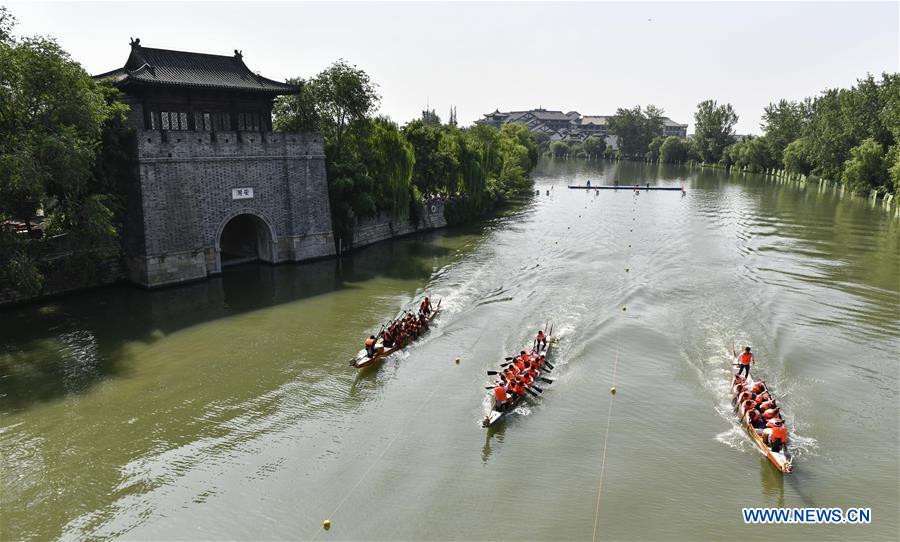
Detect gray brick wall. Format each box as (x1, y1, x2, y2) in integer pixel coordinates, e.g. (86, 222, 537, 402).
(129, 130, 335, 287)
(351, 200, 448, 249)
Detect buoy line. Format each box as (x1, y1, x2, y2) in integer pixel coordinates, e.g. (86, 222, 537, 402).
(311, 325, 486, 540)
(591, 341, 620, 542)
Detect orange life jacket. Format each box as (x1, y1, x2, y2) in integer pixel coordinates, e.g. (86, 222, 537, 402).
(365, 338, 376, 347)
(752, 383, 766, 394)
(515, 360, 526, 371)
(759, 400, 776, 411)
(537, 331, 545, 340)
(494, 386, 508, 401)
(769, 426, 787, 442)
(739, 352, 752, 365)
(762, 409, 779, 420)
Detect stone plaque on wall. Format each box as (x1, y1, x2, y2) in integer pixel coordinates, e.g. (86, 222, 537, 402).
(231, 187, 254, 200)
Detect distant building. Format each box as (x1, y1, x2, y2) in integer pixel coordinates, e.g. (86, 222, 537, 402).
(661, 118, 688, 138)
(477, 108, 688, 147)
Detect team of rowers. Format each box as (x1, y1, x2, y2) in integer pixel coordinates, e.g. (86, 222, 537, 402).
(732, 347, 788, 453)
(364, 297, 434, 358)
(489, 330, 548, 412)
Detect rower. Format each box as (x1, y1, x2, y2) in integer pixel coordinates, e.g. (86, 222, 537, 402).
(419, 297, 432, 316)
(758, 398, 777, 412)
(492, 385, 509, 412)
(761, 407, 781, 421)
(734, 390, 752, 407)
(739, 398, 757, 417)
(746, 408, 765, 429)
(732, 382, 747, 395)
(535, 330, 548, 351)
(736, 347, 754, 378)
(763, 419, 788, 452)
(751, 382, 767, 394)
(731, 374, 746, 388)
(364, 335, 377, 358)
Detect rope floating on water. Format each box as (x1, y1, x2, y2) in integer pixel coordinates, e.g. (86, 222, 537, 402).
(591, 342, 620, 542)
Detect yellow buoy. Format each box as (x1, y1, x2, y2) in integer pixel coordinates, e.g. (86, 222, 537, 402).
(622, 306, 627, 311)
(455, 357, 460, 364)
(611, 387, 617, 395)
(323, 519, 331, 530)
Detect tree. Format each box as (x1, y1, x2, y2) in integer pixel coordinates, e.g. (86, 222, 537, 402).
(272, 78, 320, 133)
(783, 136, 815, 176)
(0, 6, 14, 44)
(402, 119, 458, 196)
(582, 136, 606, 158)
(646, 136, 664, 161)
(693, 99, 738, 163)
(500, 123, 538, 169)
(728, 137, 773, 173)
(275, 59, 380, 160)
(659, 136, 690, 164)
(842, 138, 888, 193)
(421, 108, 441, 127)
(761, 99, 810, 164)
(608, 105, 664, 158)
(361, 117, 415, 218)
(1, 28, 120, 294)
(549, 141, 568, 157)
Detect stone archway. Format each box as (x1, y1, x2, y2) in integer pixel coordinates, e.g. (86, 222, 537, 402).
(216, 212, 276, 268)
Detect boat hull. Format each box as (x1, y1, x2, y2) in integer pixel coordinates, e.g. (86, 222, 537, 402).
(733, 369, 793, 473)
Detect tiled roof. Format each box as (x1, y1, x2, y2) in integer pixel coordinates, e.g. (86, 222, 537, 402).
(662, 117, 688, 127)
(94, 41, 300, 94)
(581, 116, 610, 126)
(531, 110, 570, 121)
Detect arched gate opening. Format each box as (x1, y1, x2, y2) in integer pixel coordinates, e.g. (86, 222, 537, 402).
(218, 213, 275, 267)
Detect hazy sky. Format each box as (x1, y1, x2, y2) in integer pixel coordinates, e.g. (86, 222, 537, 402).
(7, 1, 899, 133)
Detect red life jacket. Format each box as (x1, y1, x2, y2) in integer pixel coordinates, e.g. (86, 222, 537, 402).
(770, 426, 787, 442)
(739, 352, 752, 365)
(762, 409, 779, 420)
(494, 386, 508, 401)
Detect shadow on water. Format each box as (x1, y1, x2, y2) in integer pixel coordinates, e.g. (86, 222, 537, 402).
(0, 227, 480, 414)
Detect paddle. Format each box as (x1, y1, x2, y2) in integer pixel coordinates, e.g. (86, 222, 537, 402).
(539, 377, 553, 384)
(524, 387, 540, 398)
(487, 370, 500, 376)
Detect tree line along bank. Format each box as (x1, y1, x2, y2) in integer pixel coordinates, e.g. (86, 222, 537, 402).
(537, 75, 899, 198)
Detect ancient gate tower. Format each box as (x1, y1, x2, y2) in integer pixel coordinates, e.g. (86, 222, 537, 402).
(96, 39, 335, 287)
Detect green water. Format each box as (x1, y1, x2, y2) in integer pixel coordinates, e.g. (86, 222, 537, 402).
(2, 159, 898, 540)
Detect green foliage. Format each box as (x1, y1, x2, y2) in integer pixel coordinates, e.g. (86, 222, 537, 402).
(761, 99, 811, 164)
(803, 74, 896, 182)
(659, 136, 690, 164)
(608, 105, 664, 158)
(0, 19, 122, 295)
(693, 100, 738, 163)
(273, 59, 380, 160)
(841, 138, 889, 194)
(549, 141, 568, 157)
(402, 120, 458, 196)
(727, 137, 774, 173)
(582, 136, 606, 158)
(889, 145, 900, 192)
(421, 108, 441, 127)
(783, 137, 815, 176)
(646, 136, 664, 161)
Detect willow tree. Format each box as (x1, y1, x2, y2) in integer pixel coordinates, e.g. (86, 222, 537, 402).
(364, 117, 415, 218)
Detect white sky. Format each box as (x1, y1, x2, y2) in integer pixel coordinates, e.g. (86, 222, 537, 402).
(7, 1, 899, 134)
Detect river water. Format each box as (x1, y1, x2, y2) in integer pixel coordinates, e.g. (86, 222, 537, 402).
(2, 159, 898, 541)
